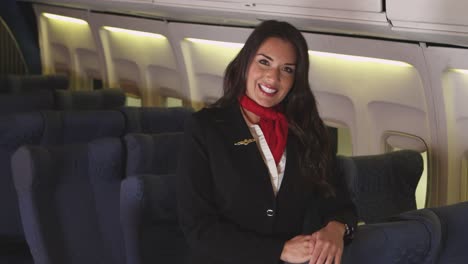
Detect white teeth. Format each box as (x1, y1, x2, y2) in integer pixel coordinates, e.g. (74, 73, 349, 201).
(259, 84, 276, 94)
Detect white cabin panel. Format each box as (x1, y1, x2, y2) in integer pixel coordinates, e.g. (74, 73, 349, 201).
(423, 46, 468, 205)
(34, 5, 101, 90)
(90, 13, 182, 107)
(387, 0, 468, 31)
(168, 23, 252, 107)
(304, 33, 432, 155)
(157, 0, 382, 12)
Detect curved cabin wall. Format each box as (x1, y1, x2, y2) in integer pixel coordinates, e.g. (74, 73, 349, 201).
(35, 5, 102, 90)
(31, 3, 468, 206)
(423, 46, 468, 205)
(90, 13, 182, 107)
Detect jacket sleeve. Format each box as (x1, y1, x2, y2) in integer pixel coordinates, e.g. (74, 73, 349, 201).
(319, 155, 358, 232)
(176, 115, 285, 264)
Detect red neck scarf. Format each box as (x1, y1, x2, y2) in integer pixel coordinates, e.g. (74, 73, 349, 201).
(239, 95, 288, 165)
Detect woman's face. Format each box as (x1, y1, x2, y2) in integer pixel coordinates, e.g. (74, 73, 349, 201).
(245, 37, 297, 108)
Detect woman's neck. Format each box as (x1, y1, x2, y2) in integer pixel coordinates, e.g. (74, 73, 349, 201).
(240, 106, 260, 124)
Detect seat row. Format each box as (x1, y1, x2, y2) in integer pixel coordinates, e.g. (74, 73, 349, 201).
(11, 132, 187, 264)
(10, 133, 468, 264)
(3, 107, 468, 263)
(0, 106, 192, 264)
(0, 74, 125, 115)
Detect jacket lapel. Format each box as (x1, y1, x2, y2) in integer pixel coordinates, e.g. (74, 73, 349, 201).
(215, 104, 275, 199)
(277, 134, 300, 198)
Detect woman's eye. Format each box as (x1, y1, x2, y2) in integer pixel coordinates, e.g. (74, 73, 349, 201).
(259, 59, 269, 66)
(283, 66, 295, 74)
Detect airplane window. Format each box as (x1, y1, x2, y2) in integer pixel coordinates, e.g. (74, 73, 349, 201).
(337, 127, 353, 156)
(41, 12, 100, 90)
(182, 38, 244, 107)
(325, 123, 353, 156)
(119, 78, 141, 107)
(167, 97, 183, 108)
(384, 132, 429, 209)
(100, 26, 177, 107)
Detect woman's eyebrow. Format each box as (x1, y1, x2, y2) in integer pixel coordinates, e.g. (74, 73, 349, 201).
(257, 53, 297, 66)
(258, 53, 273, 61)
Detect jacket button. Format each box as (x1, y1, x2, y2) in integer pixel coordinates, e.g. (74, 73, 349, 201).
(266, 209, 274, 216)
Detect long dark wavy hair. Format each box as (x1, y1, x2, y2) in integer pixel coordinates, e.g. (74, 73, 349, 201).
(213, 20, 334, 197)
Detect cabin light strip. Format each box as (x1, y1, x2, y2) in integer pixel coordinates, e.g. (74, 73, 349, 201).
(308, 50, 412, 67)
(185, 38, 244, 49)
(453, 69, 468, 74)
(43, 13, 88, 25)
(103, 26, 166, 39)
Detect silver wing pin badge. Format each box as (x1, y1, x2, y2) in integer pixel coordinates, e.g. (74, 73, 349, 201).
(234, 138, 256, 146)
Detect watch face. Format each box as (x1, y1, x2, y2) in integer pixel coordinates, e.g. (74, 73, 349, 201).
(344, 224, 355, 239)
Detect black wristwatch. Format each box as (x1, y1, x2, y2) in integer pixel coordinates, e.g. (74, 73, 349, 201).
(343, 223, 355, 240)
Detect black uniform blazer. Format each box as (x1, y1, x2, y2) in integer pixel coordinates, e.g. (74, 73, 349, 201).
(177, 104, 356, 264)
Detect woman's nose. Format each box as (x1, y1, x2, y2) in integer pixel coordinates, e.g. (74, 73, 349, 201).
(266, 67, 280, 81)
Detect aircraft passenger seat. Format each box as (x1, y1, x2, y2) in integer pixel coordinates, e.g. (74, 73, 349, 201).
(0, 75, 67, 115)
(11, 138, 126, 264)
(0, 92, 55, 115)
(342, 208, 441, 264)
(0, 110, 125, 263)
(121, 133, 188, 264)
(121, 107, 192, 134)
(0, 75, 68, 93)
(429, 201, 468, 263)
(54, 89, 126, 110)
(338, 150, 423, 223)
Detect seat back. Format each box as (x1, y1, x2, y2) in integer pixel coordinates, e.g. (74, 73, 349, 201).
(40, 110, 125, 144)
(338, 150, 423, 223)
(11, 138, 126, 264)
(430, 201, 468, 263)
(0, 110, 124, 246)
(54, 89, 125, 110)
(343, 208, 441, 264)
(0, 75, 68, 93)
(125, 133, 184, 176)
(0, 113, 44, 238)
(121, 133, 187, 264)
(0, 75, 67, 115)
(122, 107, 192, 134)
(0, 92, 55, 115)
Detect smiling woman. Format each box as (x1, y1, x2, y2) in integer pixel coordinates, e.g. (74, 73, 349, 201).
(177, 20, 357, 264)
(244, 37, 296, 109)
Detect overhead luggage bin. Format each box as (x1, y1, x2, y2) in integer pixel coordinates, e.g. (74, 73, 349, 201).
(387, 0, 468, 35)
(154, 0, 387, 24)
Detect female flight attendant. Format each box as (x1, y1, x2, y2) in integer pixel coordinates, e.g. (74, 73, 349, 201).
(177, 20, 357, 264)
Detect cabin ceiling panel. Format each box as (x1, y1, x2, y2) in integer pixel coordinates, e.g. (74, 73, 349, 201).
(387, 0, 468, 47)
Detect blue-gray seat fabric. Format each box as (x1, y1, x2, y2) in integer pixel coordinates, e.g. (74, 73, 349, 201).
(121, 174, 188, 264)
(122, 133, 187, 264)
(54, 89, 125, 110)
(0, 113, 44, 239)
(0, 75, 67, 115)
(11, 138, 126, 264)
(429, 201, 468, 263)
(0, 91, 55, 115)
(122, 107, 192, 134)
(343, 209, 441, 264)
(0, 110, 125, 262)
(338, 150, 423, 223)
(0, 75, 68, 93)
(39, 110, 125, 144)
(125, 133, 184, 176)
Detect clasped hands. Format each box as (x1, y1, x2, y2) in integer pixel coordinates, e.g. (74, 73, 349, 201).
(280, 221, 345, 264)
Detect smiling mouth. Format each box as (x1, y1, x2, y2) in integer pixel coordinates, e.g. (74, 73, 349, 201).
(259, 84, 277, 94)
